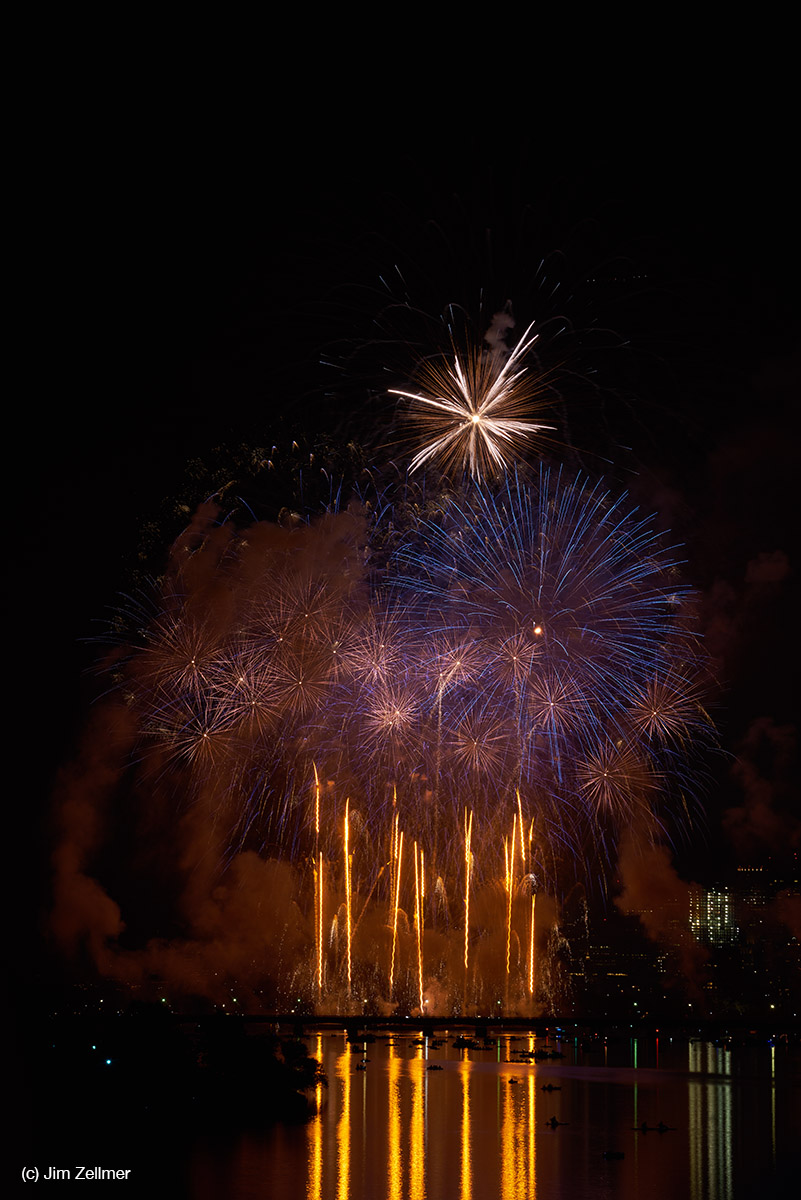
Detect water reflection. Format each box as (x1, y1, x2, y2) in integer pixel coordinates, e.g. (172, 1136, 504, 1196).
(308, 1035, 324, 1200)
(388, 1048, 401, 1200)
(335, 1047, 350, 1200)
(688, 1042, 732, 1200)
(409, 1048, 425, 1200)
(500, 1068, 536, 1200)
(306, 1036, 548, 1199)
(460, 1062, 471, 1200)
(286, 1033, 798, 1200)
(770, 1042, 776, 1169)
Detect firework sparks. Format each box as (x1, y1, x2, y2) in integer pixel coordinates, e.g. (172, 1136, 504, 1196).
(83, 372, 716, 1016)
(629, 666, 712, 745)
(107, 466, 713, 897)
(390, 321, 555, 481)
(464, 808, 473, 976)
(414, 841, 425, 1014)
(344, 798, 352, 999)
(389, 821, 403, 999)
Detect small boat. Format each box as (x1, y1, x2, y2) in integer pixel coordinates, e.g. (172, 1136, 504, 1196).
(426, 1063, 443, 1071)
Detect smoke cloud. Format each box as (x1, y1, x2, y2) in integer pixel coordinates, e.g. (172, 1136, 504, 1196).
(614, 827, 708, 988)
(724, 717, 800, 858)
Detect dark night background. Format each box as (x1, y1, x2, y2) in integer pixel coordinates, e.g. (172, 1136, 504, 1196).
(15, 81, 799, 1027)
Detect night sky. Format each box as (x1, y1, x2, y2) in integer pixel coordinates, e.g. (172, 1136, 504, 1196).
(19, 94, 799, 1013)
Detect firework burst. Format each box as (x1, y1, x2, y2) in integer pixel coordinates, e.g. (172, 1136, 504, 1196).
(82, 322, 717, 1016)
(107, 460, 713, 899)
(390, 320, 556, 481)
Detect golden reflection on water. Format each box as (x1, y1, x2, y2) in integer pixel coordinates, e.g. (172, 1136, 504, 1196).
(500, 1070, 533, 1200)
(288, 1035, 691, 1200)
(229, 1031, 792, 1200)
(307, 1035, 324, 1200)
(460, 1061, 471, 1200)
(409, 1045, 426, 1200)
(388, 1047, 401, 1200)
(528, 1073, 537, 1199)
(500, 1072, 514, 1200)
(497, 1039, 537, 1200)
(307, 1037, 543, 1199)
(335, 1047, 350, 1200)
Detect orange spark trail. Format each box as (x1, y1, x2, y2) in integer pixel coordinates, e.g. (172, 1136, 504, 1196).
(414, 842, 424, 1014)
(389, 826, 403, 998)
(344, 798, 352, 999)
(464, 808, 473, 980)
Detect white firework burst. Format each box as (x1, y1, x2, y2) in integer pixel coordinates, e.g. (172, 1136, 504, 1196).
(390, 320, 555, 480)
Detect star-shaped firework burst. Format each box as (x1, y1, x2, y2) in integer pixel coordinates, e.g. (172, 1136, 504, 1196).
(391, 320, 556, 481)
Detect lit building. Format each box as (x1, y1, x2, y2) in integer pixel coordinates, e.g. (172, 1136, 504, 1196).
(689, 887, 738, 947)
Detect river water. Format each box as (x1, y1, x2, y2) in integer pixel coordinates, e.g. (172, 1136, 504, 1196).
(189, 1029, 799, 1200)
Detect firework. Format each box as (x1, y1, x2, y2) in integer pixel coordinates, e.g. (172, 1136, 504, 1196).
(389, 818, 403, 998)
(344, 798, 352, 999)
(89, 409, 714, 1014)
(414, 841, 425, 1014)
(390, 321, 556, 481)
(386, 465, 713, 857)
